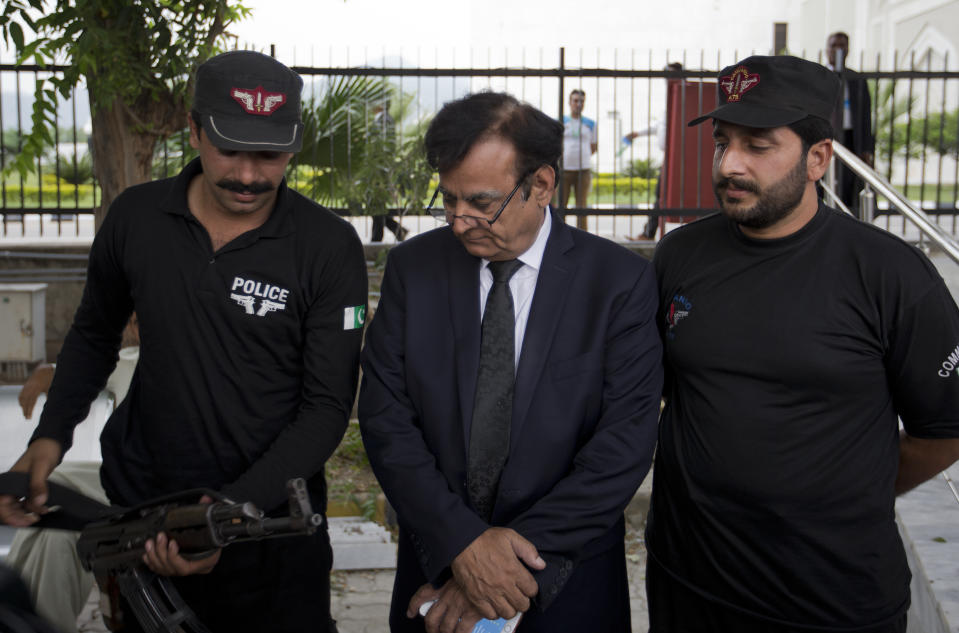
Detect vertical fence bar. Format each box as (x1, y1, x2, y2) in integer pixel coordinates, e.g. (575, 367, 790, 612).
(70, 86, 79, 235)
(54, 73, 62, 237)
(16, 69, 25, 212)
(919, 53, 932, 211)
(345, 49, 352, 197)
(953, 93, 959, 228)
(886, 51, 897, 190)
(934, 52, 946, 218)
(612, 48, 619, 217)
(308, 45, 317, 205)
(678, 52, 687, 215)
(1, 69, 7, 236)
(952, 52, 959, 231)
(328, 46, 335, 205)
(903, 52, 916, 227)
(645, 49, 653, 213)
(694, 50, 703, 209)
(626, 49, 634, 237)
(33, 70, 43, 233)
(161, 104, 170, 178)
(557, 47, 565, 213)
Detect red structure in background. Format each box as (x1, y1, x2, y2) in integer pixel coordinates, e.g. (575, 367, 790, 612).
(659, 79, 718, 232)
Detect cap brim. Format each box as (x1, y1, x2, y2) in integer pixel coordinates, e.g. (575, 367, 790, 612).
(688, 102, 809, 128)
(202, 113, 303, 153)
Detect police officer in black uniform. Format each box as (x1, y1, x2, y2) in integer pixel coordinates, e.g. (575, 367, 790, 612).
(0, 51, 367, 633)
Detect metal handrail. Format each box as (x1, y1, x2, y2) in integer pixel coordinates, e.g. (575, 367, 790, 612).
(942, 471, 959, 506)
(831, 141, 959, 264)
(818, 180, 853, 217)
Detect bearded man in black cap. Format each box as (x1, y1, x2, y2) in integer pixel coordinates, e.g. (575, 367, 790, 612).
(646, 55, 959, 632)
(0, 51, 366, 632)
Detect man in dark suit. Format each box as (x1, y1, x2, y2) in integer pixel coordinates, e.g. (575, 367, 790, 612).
(827, 31, 875, 217)
(359, 91, 662, 633)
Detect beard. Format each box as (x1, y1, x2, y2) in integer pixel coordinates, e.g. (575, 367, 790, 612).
(713, 152, 807, 229)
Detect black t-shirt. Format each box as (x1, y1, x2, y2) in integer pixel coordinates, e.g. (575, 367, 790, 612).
(34, 158, 368, 513)
(647, 204, 959, 629)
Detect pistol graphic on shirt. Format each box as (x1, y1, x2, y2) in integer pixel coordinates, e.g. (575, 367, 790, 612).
(257, 299, 286, 317)
(231, 293, 256, 314)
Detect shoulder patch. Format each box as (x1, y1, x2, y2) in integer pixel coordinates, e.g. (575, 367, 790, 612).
(343, 305, 366, 330)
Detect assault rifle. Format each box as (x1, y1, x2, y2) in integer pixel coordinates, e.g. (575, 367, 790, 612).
(0, 473, 322, 633)
(77, 478, 322, 632)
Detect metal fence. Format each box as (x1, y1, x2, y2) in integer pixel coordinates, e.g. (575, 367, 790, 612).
(0, 47, 957, 243)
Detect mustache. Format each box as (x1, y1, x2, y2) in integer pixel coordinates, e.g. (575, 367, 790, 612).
(217, 179, 274, 195)
(715, 176, 760, 194)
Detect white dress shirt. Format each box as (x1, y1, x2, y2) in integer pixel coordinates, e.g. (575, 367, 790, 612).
(478, 208, 552, 369)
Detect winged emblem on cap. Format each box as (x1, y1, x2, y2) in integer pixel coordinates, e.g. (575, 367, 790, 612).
(230, 86, 287, 116)
(719, 66, 760, 102)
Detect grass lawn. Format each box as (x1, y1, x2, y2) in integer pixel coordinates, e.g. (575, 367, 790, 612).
(326, 420, 383, 520)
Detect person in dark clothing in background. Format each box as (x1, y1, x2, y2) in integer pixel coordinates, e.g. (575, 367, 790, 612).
(370, 100, 409, 243)
(826, 31, 875, 217)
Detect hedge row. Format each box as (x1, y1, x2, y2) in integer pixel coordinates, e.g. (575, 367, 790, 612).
(591, 175, 656, 197)
(0, 182, 97, 206)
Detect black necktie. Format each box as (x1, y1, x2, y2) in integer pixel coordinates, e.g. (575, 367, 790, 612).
(468, 259, 524, 521)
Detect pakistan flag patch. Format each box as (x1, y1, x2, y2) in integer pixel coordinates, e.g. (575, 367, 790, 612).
(343, 305, 366, 330)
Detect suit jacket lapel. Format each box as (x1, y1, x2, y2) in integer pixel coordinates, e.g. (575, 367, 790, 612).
(448, 240, 482, 453)
(511, 212, 574, 445)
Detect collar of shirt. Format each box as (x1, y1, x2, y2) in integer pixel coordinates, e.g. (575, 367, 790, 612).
(480, 205, 551, 283)
(478, 207, 552, 368)
(160, 157, 295, 241)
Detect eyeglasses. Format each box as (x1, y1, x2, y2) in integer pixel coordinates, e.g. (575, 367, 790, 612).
(426, 169, 535, 228)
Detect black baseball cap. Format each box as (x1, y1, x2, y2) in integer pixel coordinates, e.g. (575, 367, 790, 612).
(193, 51, 304, 152)
(688, 55, 839, 128)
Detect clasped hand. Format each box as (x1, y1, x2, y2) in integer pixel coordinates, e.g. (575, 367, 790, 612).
(407, 578, 483, 633)
(451, 527, 544, 619)
(405, 528, 544, 632)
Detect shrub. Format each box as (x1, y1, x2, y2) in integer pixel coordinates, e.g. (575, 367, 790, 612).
(0, 182, 97, 206)
(591, 175, 655, 198)
(622, 158, 660, 179)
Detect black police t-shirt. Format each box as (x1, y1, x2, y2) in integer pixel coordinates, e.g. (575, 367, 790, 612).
(35, 159, 368, 514)
(647, 205, 959, 628)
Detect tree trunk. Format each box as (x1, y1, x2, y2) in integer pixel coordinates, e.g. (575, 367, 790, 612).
(90, 93, 186, 230)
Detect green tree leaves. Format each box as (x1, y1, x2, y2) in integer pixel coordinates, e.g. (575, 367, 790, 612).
(1, 0, 248, 225)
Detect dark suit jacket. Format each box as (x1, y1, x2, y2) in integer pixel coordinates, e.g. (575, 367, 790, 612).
(843, 69, 875, 157)
(358, 210, 662, 630)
